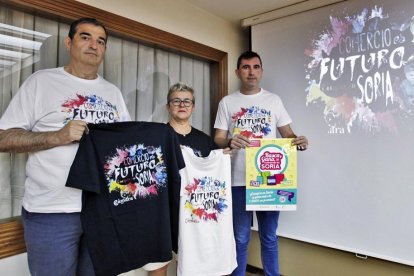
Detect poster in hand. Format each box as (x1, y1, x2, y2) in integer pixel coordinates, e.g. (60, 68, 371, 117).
(245, 138, 297, 211)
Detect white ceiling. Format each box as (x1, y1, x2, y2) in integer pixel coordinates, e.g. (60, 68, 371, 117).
(185, 0, 345, 26)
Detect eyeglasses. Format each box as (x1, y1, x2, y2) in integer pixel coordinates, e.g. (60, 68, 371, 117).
(169, 98, 194, 107)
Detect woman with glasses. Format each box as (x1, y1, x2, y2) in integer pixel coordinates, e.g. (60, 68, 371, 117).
(154, 82, 236, 276)
(166, 82, 217, 157)
(151, 82, 219, 276)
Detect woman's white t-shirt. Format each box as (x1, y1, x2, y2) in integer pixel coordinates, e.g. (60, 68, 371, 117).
(178, 147, 237, 276)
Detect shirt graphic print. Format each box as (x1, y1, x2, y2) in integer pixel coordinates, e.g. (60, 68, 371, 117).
(183, 176, 228, 223)
(62, 94, 120, 124)
(105, 144, 167, 205)
(232, 106, 272, 138)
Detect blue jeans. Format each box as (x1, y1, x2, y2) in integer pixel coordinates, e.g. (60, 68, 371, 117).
(21, 208, 95, 276)
(231, 187, 280, 276)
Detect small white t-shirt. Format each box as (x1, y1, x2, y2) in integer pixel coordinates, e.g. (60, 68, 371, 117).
(178, 147, 237, 276)
(214, 89, 292, 186)
(0, 67, 130, 213)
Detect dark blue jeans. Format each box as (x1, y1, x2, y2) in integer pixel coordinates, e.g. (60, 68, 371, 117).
(21, 208, 95, 276)
(231, 187, 280, 276)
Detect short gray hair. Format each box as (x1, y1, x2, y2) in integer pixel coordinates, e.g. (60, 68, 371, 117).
(167, 82, 195, 103)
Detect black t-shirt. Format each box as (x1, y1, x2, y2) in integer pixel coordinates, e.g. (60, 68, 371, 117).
(66, 122, 185, 276)
(169, 124, 218, 157)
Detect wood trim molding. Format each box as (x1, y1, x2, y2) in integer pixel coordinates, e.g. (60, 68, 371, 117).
(1, 0, 227, 62)
(210, 54, 228, 131)
(0, 0, 228, 259)
(0, 217, 26, 259)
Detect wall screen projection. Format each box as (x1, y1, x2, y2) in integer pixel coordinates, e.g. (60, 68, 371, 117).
(252, 0, 414, 266)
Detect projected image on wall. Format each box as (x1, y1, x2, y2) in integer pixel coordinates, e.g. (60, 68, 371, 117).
(305, 5, 414, 134)
(253, 0, 414, 267)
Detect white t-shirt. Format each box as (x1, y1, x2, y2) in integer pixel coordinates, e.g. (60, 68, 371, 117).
(214, 89, 292, 186)
(178, 147, 237, 276)
(0, 67, 130, 213)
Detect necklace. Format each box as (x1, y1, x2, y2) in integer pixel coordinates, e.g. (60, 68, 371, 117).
(169, 121, 191, 137)
(180, 126, 191, 137)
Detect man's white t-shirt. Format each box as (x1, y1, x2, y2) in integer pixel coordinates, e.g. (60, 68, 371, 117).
(0, 67, 130, 213)
(178, 147, 237, 276)
(214, 89, 292, 186)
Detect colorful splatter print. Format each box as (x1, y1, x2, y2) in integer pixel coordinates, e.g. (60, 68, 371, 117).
(231, 106, 272, 138)
(104, 144, 167, 202)
(61, 94, 120, 124)
(184, 177, 228, 222)
(305, 5, 414, 134)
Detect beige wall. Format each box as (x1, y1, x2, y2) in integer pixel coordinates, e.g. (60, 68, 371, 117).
(248, 232, 414, 276)
(77, 0, 248, 94)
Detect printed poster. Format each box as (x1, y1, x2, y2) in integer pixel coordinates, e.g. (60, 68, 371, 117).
(245, 139, 297, 211)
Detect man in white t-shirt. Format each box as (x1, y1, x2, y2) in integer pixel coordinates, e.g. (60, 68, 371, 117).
(0, 18, 130, 275)
(214, 51, 309, 276)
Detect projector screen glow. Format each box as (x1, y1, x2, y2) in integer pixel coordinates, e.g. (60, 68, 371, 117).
(252, 0, 414, 266)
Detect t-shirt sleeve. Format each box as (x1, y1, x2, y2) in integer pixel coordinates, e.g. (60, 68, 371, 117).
(210, 136, 219, 150)
(213, 99, 229, 131)
(66, 128, 102, 193)
(0, 74, 37, 130)
(275, 96, 293, 127)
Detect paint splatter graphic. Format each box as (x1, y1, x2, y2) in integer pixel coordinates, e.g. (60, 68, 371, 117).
(305, 5, 414, 134)
(104, 144, 167, 205)
(184, 177, 228, 222)
(231, 106, 272, 138)
(61, 94, 120, 125)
